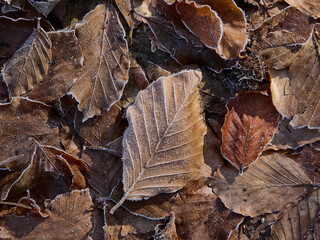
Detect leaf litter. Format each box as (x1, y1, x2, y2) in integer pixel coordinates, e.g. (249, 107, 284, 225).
(1, 0, 320, 239)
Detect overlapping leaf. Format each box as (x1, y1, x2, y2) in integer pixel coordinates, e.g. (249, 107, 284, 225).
(211, 152, 314, 217)
(284, 0, 320, 19)
(2, 22, 52, 97)
(221, 91, 279, 172)
(70, 3, 129, 121)
(110, 69, 206, 213)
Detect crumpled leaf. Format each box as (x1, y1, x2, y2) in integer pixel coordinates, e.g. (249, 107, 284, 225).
(24, 30, 83, 103)
(221, 91, 279, 172)
(268, 118, 320, 150)
(172, 177, 244, 240)
(70, 3, 129, 121)
(284, 0, 320, 19)
(27, 0, 61, 17)
(270, 25, 320, 128)
(110, 69, 206, 213)
(2, 22, 52, 97)
(272, 189, 320, 240)
(154, 212, 178, 240)
(211, 152, 314, 217)
(251, 7, 313, 69)
(0, 189, 93, 239)
(0, 97, 60, 172)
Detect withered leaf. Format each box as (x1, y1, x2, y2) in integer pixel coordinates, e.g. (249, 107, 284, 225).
(154, 212, 178, 240)
(27, 0, 61, 17)
(268, 118, 320, 150)
(251, 7, 313, 69)
(172, 177, 243, 240)
(272, 189, 320, 240)
(2, 22, 52, 97)
(0, 189, 93, 239)
(110, 70, 206, 213)
(24, 30, 83, 103)
(70, 3, 129, 121)
(271, 25, 320, 128)
(0, 97, 59, 173)
(175, 0, 223, 51)
(221, 91, 279, 172)
(211, 152, 314, 217)
(284, 0, 320, 19)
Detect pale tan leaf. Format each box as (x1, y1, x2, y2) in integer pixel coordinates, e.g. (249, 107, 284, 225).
(2, 23, 52, 97)
(70, 3, 129, 121)
(27, 0, 61, 16)
(272, 189, 320, 240)
(284, 0, 320, 19)
(110, 69, 206, 213)
(211, 152, 313, 217)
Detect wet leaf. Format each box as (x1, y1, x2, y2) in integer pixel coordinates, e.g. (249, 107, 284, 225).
(211, 152, 314, 217)
(24, 30, 83, 103)
(70, 3, 130, 121)
(221, 91, 279, 172)
(272, 189, 320, 240)
(284, 0, 320, 19)
(110, 69, 206, 213)
(0, 97, 59, 172)
(2, 22, 52, 97)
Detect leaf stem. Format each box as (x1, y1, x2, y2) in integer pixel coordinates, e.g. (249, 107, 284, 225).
(109, 193, 128, 214)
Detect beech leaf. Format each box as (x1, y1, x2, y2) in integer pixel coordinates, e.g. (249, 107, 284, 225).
(284, 0, 320, 19)
(110, 69, 206, 213)
(211, 152, 314, 217)
(27, 0, 61, 17)
(70, 3, 130, 121)
(272, 189, 320, 239)
(2, 22, 52, 97)
(221, 91, 279, 172)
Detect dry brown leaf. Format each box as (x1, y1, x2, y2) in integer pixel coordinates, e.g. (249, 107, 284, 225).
(221, 91, 279, 172)
(27, 0, 61, 16)
(173, 177, 244, 240)
(175, 0, 223, 51)
(284, 0, 320, 19)
(251, 7, 313, 69)
(268, 118, 320, 150)
(0, 170, 21, 200)
(2, 22, 52, 97)
(154, 212, 178, 240)
(0, 189, 93, 239)
(271, 25, 320, 128)
(70, 3, 129, 121)
(110, 69, 206, 213)
(272, 189, 320, 240)
(24, 30, 83, 103)
(146, 16, 234, 71)
(211, 152, 314, 217)
(104, 202, 164, 239)
(0, 97, 59, 172)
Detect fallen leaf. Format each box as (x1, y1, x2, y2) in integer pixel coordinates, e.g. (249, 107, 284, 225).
(24, 30, 83, 103)
(211, 152, 314, 217)
(2, 21, 52, 97)
(284, 0, 320, 19)
(70, 3, 130, 121)
(172, 177, 244, 240)
(0, 189, 93, 239)
(154, 212, 178, 240)
(221, 91, 279, 172)
(268, 118, 320, 150)
(272, 189, 320, 239)
(251, 7, 313, 69)
(27, 0, 61, 16)
(0, 97, 60, 172)
(110, 69, 206, 213)
(271, 25, 320, 128)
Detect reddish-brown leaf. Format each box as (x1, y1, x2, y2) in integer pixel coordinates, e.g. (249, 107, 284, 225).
(284, 0, 320, 19)
(221, 91, 279, 172)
